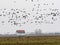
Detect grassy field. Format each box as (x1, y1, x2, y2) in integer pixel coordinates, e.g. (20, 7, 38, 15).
(0, 36, 60, 45)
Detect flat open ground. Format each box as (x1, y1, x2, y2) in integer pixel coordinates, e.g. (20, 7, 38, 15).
(0, 36, 60, 45)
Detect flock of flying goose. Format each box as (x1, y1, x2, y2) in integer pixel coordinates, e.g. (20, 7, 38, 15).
(0, 0, 60, 27)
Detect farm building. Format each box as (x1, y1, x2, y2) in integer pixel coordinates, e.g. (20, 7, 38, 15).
(16, 30, 25, 35)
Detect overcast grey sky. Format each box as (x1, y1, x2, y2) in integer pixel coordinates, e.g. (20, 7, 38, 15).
(0, 0, 60, 34)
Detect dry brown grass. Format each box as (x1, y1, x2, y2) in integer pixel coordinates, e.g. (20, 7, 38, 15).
(0, 36, 60, 45)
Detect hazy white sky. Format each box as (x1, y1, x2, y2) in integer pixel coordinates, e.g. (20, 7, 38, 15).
(0, 0, 60, 34)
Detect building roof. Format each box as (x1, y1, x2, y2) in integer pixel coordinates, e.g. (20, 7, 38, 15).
(16, 30, 25, 33)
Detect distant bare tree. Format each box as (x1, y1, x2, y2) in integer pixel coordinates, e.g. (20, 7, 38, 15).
(35, 29, 42, 35)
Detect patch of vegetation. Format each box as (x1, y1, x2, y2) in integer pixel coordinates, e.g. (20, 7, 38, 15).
(0, 36, 60, 45)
